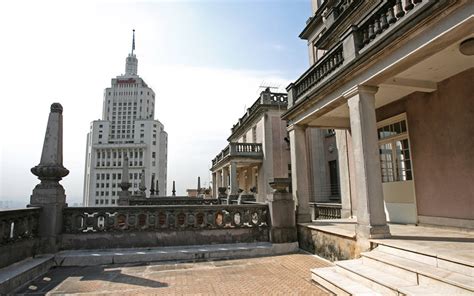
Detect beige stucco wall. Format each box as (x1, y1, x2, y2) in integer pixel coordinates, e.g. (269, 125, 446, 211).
(376, 68, 474, 221)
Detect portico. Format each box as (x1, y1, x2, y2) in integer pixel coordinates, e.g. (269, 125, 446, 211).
(284, 0, 474, 246)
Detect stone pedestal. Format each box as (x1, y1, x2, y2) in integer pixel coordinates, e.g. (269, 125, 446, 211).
(268, 178, 297, 243)
(346, 86, 390, 239)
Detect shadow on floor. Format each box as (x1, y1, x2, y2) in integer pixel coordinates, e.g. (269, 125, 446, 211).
(15, 266, 167, 295)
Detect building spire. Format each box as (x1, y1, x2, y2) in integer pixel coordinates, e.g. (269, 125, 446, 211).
(131, 29, 136, 55)
(125, 29, 138, 75)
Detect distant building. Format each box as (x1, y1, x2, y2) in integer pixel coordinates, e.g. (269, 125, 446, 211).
(83, 31, 168, 206)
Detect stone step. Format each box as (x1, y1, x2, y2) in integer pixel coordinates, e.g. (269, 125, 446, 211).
(362, 249, 474, 293)
(0, 255, 54, 294)
(375, 242, 473, 276)
(335, 259, 417, 295)
(311, 267, 382, 296)
(55, 242, 299, 266)
(399, 285, 474, 296)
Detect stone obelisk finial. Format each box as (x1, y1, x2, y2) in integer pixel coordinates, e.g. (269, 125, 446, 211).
(197, 176, 201, 194)
(172, 180, 176, 196)
(117, 156, 131, 205)
(156, 179, 160, 196)
(139, 169, 146, 197)
(119, 156, 131, 193)
(31, 103, 69, 187)
(29, 103, 69, 253)
(150, 174, 155, 196)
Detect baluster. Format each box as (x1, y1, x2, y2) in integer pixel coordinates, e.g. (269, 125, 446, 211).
(368, 22, 375, 40)
(381, 11, 389, 30)
(387, 6, 396, 24)
(405, 0, 414, 11)
(395, 0, 405, 18)
(362, 28, 369, 45)
(374, 17, 381, 35)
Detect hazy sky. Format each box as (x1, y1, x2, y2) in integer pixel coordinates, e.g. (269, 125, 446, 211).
(0, 0, 311, 206)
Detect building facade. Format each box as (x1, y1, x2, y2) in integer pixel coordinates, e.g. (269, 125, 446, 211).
(211, 88, 291, 203)
(284, 0, 473, 233)
(83, 35, 168, 206)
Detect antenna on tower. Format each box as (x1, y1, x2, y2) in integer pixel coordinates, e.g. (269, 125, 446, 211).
(131, 29, 136, 55)
(257, 80, 281, 93)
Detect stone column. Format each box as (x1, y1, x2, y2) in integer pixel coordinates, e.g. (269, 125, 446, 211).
(229, 161, 238, 195)
(29, 103, 69, 253)
(268, 178, 297, 243)
(212, 172, 217, 198)
(335, 129, 353, 218)
(346, 85, 390, 239)
(222, 168, 229, 188)
(288, 124, 312, 223)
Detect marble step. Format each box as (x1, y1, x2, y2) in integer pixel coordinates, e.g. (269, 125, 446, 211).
(399, 285, 474, 296)
(0, 255, 54, 294)
(54, 242, 299, 266)
(362, 249, 474, 293)
(375, 243, 473, 277)
(311, 266, 382, 296)
(335, 259, 416, 295)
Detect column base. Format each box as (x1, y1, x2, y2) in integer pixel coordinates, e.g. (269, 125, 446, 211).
(297, 213, 312, 223)
(356, 224, 391, 239)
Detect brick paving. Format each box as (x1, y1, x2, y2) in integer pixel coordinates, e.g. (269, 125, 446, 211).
(16, 252, 332, 295)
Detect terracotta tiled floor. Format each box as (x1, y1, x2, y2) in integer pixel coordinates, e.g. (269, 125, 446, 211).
(16, 252, 332, 295)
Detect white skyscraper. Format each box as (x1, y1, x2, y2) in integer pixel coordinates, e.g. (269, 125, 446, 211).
(83, 31, 168, 206)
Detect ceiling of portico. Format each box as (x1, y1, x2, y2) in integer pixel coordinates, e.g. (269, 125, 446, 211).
(395, 36, 474, 83)
(375, 34, 474, 109)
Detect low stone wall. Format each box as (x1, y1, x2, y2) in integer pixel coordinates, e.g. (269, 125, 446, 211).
(61, 228, 268, 250)
(297, 224, 358, 261)
(61, 204, 270, 250)
(126, 197, 220, 206)
(0, 208, 41, 268)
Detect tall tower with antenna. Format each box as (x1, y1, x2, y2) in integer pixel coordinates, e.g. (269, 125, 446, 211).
(83, 30, 168, 206)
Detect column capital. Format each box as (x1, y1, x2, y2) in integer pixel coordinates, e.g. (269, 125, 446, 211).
(287, 123, 307, 133)
(343, 85, 379, 100)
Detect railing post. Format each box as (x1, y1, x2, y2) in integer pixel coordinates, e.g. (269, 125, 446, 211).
(29, 103, 69, 253)
(268, 178, 297, 243)
(341, 25, 360, 64)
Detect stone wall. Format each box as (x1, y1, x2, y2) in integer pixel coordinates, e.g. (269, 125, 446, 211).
(376, 68, 474, 222)
(297, 225, 358, 261)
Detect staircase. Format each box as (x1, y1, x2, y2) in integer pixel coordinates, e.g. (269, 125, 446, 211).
(311, 243, 474, 295)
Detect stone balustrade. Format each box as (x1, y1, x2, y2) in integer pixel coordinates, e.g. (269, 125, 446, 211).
(127, 197, 220, 206)
(63, 204, 269, 234)
(293, 44, 344, 100)
(212, 143, 263, 167)
(0, 207, 41, 268)
(61, 204, 270, 249)
(310, 203, 342, 220)
(357, 0, 426, 51)
(230, 92, 287, 135)
(289, 0, 443, 106)
(0, 208, 41, 245)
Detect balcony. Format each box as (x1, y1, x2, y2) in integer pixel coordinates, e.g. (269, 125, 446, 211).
(288, 0, 446, 108)
(211, 143, 263, 169)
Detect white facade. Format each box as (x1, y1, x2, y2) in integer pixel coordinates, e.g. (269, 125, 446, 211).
(83, 48, 167, 206)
